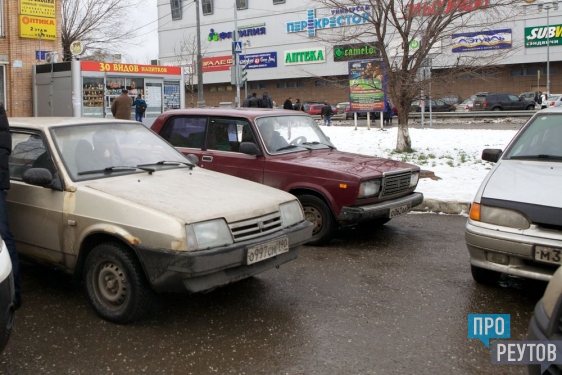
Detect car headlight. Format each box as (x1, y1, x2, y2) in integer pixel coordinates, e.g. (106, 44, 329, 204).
(185, 219, 233, 251)
(469, 203, 530, 229)
(410, 172, 419, 187)
(280, 200, 304, 228)
(358, 180, 381, 198)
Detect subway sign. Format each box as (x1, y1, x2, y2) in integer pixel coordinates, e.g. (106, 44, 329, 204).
(284, 47, 326, 65)
(334, 43, 379, 61)
(525, 25, 562, 47)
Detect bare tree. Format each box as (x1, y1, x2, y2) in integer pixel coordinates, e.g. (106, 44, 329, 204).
(172, 35, 209, 108)
(61, 0, 145, 62)
(310, 0, 521, 151)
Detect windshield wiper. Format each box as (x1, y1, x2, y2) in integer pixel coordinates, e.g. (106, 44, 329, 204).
(510, 154, 562, 160)
(302, 141, 335, 149)
(78, 165, 156, 176)
(138, 160, 194, 169)
(275, 145, 302, 152)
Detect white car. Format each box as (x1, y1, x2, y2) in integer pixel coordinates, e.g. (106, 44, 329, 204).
(465, 107, 562, 284)
(455, 99, 473, 112)
(545, 94, 562, 108)
(0, 237, 14, 353)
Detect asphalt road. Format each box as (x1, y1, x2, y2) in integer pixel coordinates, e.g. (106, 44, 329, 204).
(0, 213, 545, 374)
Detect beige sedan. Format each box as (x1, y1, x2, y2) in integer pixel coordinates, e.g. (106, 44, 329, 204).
(7, 118, 312, 324)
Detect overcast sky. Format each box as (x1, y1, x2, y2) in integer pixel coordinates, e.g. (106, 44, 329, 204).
(123, 0, 160, 64)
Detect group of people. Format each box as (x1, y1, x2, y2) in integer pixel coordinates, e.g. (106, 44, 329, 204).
(242, 92, 275, 108)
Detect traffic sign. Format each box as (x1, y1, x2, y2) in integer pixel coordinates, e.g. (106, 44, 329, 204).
(233, 41, 242, 54)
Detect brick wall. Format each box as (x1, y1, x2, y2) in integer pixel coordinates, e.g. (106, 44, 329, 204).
(1, 0, 62, 117)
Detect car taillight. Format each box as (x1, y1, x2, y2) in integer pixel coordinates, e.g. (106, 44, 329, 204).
(482, 100, 487, 107)
(550, 101, 555, 106)
(465, 105, 470, 110)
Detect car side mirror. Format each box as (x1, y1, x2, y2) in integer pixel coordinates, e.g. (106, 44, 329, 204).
(22, 168, 63, 191)
(186, 154, 199, 166)
(239, 142, 261, 156)
(481, 149, 502, 163)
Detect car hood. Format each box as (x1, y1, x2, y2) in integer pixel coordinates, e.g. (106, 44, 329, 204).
(273, 149, 418, 178)
(482, 160, 562, 208)
(82, 168, 295, 224)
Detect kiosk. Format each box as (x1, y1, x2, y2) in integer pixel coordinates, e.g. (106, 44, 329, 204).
(33, 60, 185, 127)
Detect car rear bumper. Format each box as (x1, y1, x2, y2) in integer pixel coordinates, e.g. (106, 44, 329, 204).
(337, 192, 424, 225)
(134, 220, 313, 293)
(465, 221, 562, 281)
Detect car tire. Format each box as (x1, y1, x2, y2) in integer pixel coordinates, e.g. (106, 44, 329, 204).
(492, 107, 501, 111)
(298, 194, 334, 246)
(470, 265, 501, 286)
(85, 242, 154, 324)
(526, 105, 535, 110)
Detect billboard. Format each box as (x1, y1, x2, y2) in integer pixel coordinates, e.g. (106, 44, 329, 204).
(452, 29, 512, 52)
(348, 60, 386, 112)
(333, 43, 379, 62)
(525, 25, 562, 48)
(239, 52, 277, 69)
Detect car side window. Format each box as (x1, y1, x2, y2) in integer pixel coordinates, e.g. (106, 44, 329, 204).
(508, 94, 519, 102)
(162, 117, 207, 149)
(9, 132, 56, 180)
(435, 100, 445, 106)
(207, 118, 253, 152)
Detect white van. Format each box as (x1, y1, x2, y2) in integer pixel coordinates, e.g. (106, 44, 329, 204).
(465, 107, 562, 284)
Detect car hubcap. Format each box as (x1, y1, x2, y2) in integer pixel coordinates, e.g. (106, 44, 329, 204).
(97, 263, 127, 306)
(303, 206, 323, 235)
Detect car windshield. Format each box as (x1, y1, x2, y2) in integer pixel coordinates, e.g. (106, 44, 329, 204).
(255, 115, 335, 154)
(504, 114, 562, 160)
(51, 123, 191, 181)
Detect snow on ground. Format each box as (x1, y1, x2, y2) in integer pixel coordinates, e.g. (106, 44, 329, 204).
(319, 125, 518, 203)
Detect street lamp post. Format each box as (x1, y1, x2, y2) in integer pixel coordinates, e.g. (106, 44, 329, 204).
(538, 0, 558, 96)
(195, 0, 205, 107)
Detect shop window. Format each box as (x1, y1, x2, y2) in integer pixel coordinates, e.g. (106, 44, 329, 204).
(171, 0, 182, 20)
(226, 86, 233, 91)
(273, 0, 285, 3)
(314, 80, 327, 87)
(217, 86, 225, 92)
(276, 82, 287, 88)
(202, 0, 213, 15)
(296, 81, 304, 87)
(249, 83, 266, 90)
(210, 86, 217, 92)
(236, 0, 248, 10)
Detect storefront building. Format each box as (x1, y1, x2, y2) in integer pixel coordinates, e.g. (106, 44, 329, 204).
(157, 1, 562, 106)
(0, 0, 61, 116)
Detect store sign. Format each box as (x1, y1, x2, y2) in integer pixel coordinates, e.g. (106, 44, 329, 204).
(239, 52, 277, 69)
(284, 47, 326, 65)
(20, 0, 56, 18)
(202, 56, 233, 72)
(387, 38, 442, 56)
(525, 25, 562, 47)
(286, 8, 370, 37)
(208, 26, 267, 42)
(348, 60, 386, 112)
(452, 29, 512, 52)
(404, 0, 489, 18)
(333, 43, 379, 62)
(81, 61, 182, 75)
(19, 16, 56, 40)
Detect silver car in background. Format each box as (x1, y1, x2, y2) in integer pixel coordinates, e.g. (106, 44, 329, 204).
(544, 94, 562, 108)
(455, 99, 473, 112)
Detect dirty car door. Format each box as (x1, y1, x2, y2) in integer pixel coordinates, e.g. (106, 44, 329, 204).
(7, 131, 65, 266)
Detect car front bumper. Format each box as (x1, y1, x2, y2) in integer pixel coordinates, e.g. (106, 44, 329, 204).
(337, 192, 424, 225)
(465, 221, 562, 281)
(134, 220, 313, 293)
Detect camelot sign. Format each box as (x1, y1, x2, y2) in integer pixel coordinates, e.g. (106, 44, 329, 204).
(284, 47, 326, 65)
(333, 43, 379, 61)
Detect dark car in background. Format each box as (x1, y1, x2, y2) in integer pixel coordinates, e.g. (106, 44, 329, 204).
(151, 108, 423, 246)
(472, 93, 536, 111)
(410, 99, 455, 112)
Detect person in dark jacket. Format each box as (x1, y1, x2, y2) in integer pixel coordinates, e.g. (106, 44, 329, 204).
(260, 92, 273, 108)
(131, 94, 147, 122)
(321, 102, 333, 126)
(293, 98, 304, 111)
(0, 103, 20, 310)
(111, 89, 133, 120)
(242, 94, 252, 108)
(283, 97, 293, 110)
(248, 93, 259, 108)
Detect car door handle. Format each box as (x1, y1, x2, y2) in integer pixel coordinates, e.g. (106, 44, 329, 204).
(202, 156, 213, 162)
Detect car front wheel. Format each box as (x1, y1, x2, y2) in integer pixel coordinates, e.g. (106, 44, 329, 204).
(298, 194, 334, 246)
(492, 107, 501, 111)
(85, 242, 154, 324)
(471, 265, 501, 286)
(526, 105, 535, 110)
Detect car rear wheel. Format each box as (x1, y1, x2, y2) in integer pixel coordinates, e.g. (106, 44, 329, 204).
(526, 105, 535, 110)
(298, 194, 334, 246)
(471, 265, 501, 286)
(492, 107, 501, 111)
(85, 242, 154, 324)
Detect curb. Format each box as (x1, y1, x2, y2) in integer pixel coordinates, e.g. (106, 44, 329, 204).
(413, 198, 471, 215)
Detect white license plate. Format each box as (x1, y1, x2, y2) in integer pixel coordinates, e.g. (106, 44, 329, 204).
(535, 246, 562, 265)
(389, 203, 412, 218)
(247, 236, 289, 265)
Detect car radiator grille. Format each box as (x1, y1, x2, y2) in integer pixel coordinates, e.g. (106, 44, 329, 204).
(228, 212, 283, 242)
(381, 170, 411, 197)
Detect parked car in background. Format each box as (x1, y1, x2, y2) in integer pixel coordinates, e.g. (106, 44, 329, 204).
(410, 99, 455, 112)
(455, 99, 473, 112)
(519, 91, 539, 102)
(151, 108, 423, 246)
(336, 102, 380, 120)
(441, 94, 462, 108)
(528, 265, 562, 374)
(465, 107, 562, 285)
(7, 118, 312, 323)
(544, 94, 562, 108)
(0, 237, 14, 353)
(470, 92, 490, 101)
(305, 103, 338, 117)
(472, 92, 536, 111)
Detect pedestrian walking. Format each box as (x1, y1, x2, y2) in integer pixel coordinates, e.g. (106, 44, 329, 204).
(283, 97, 293, 110)
(248, 93, 259, 108)
(132, 94, 147, 122)
(321, 102, 333, 126)
(293, 99, 305, 111)
(111, 89, 133, 120)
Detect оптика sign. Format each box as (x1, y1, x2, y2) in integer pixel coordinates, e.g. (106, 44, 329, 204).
(333, 43, 379, 62)
(525, 25, 562, 47)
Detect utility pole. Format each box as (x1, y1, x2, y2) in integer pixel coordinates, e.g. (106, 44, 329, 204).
(233, 3, 241, 107)
(195, 0, 205, 107)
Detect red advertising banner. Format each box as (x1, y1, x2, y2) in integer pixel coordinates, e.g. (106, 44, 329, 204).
(81, 61, 182, 75)
(202, 55, 233, 72)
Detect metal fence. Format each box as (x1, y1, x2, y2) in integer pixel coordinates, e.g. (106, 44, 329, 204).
(408, 110, 536, 119)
